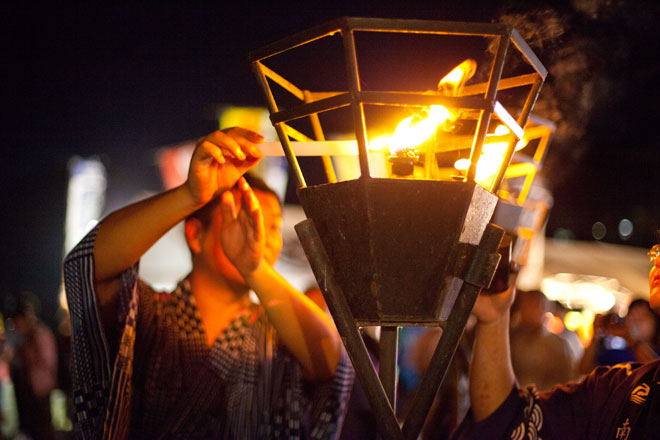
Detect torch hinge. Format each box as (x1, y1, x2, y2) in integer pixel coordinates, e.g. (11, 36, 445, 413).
(460, 223, 505, 288)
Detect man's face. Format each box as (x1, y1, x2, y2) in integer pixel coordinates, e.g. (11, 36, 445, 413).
(517, 292, 547, 329)
(198, 188, 282, 286)
(649, 244, 660, 313)
(625, 303, 656, 342)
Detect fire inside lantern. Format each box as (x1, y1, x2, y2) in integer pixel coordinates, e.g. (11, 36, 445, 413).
(367, 56, 544, 191)
(387, 59, 476, 177)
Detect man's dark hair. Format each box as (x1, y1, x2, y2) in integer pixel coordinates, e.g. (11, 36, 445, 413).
(187, 173, 280, 228)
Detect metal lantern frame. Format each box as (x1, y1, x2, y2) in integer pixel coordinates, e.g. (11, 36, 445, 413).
(249, 17, 547, 191)
(249, 17, 548, 440)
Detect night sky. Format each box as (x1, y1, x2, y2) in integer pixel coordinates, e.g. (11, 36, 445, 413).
(2, 1, 659, 324)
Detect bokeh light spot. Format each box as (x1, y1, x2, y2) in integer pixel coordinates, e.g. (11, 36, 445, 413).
(592, 222, 606, 240)
(618, 218, 633, 239)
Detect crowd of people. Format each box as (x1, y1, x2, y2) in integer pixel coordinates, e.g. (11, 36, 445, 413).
(0, 295, 70, 440)
(1, 127, 658, 439)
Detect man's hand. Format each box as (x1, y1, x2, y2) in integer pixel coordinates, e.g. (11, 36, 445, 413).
(186, 127, 264, 207)
(472, 274, 517, 326)
(219, 177, 266, 277)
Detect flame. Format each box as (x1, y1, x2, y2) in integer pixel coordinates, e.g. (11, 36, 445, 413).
(385, 59, 476, 155)
(388, 105, 451, 153)
(437, 59, 477, 97)
(368, 136, 390, 152)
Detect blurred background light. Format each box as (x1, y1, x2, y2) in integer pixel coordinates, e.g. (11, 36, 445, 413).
(618, 218, 633, 240)
(591, 221, 606, 240)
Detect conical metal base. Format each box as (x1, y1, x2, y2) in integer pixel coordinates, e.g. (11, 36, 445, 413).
(295, 179, 504, 440)
(298, 177, 498, 325)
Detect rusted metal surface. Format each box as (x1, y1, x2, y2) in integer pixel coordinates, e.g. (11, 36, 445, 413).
(296, 177, 503, 439)
(297, 178, 498, 325)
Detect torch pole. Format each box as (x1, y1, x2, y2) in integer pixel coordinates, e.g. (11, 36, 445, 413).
(296, 219, 404, 440)
(379, 326, 399, 409)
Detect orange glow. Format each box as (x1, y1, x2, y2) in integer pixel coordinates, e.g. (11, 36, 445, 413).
(454, 153, 503, 183)
(367, 136, 390, 152)
(388, 106, 451, 153)
(385, 59, 476, 155)
(481, 125, 527, 155)
(453, 124, 529, 185)
(545, 312, 565, 335)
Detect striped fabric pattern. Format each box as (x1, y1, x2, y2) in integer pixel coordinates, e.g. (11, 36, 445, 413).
(64, 229, 354, 439)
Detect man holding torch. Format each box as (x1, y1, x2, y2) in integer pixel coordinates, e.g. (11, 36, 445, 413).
(453, 240, 660, 439)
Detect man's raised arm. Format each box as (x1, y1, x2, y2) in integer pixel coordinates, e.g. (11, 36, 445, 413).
(92, 128, 263, 333)
(468, 277, 517, 422)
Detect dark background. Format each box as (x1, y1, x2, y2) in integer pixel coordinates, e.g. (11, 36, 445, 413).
(2, 0, 659, 325)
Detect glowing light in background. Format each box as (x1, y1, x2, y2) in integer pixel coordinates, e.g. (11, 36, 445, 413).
(618, 218, 633, 240)
(553, 228, 575, 240)
(591, 221, 606, 240)
(64, 157, 107, 254)
(564, 310, 586, 331)
(541, 273, 628, 313)
(564, 309, 595, 346)
(61, 157, 107, 313)
(545, 312, 565, 334)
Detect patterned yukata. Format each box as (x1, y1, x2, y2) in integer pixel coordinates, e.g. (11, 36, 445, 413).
(63, 228, 354, 439)
(451, 360, 660, 440)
